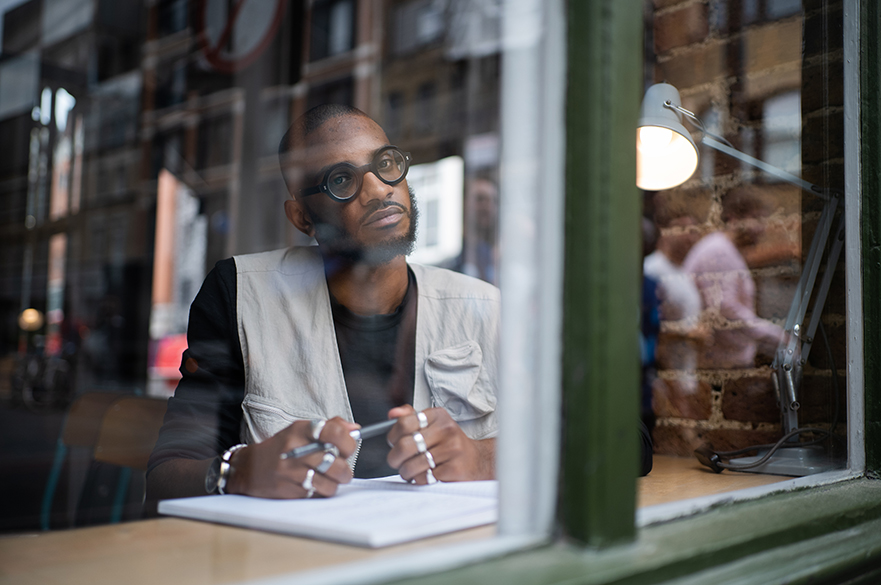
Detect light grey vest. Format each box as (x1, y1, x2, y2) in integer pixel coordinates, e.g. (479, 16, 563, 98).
(233, 247, 499, 446)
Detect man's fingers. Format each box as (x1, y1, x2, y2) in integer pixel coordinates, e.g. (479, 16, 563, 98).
(388, 404, 416, 420)
(279, 461, 350, 498)
(387, 424, 443, 469)
(315, 454, 353, 484)
(284, 466, 337, 499)
(294, 449, 353, 484)
(314, 417, 359, 458)
(280, 420, 316, 452)
(309, 468, 344, 498)
(385, 406, 414, 444)
(409, 472, 431, 485)
(398, 445, 450, 482)
(386, 407, 443, 446)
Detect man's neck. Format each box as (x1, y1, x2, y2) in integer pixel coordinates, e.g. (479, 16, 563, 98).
(324, 255, 410, 316)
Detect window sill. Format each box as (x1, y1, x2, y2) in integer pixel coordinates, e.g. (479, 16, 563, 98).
(385, 477, 881, 585)
(638, 465, 863, 527)
(249, 533, 549, 585)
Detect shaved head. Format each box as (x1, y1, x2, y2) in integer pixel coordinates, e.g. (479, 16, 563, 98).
(278, 104, 373, 197)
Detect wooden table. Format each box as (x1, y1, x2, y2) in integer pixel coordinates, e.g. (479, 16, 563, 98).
(0, 456, 790, 585)
(637, 455, 790, 508)
(0, 518, 495, 585)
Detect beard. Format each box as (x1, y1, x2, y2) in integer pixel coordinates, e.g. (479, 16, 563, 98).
(309, 185, 419, 267)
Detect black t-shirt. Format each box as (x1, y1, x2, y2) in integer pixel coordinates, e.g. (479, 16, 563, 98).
(330, 268, 416, 477)
(147, 258, 416, 479)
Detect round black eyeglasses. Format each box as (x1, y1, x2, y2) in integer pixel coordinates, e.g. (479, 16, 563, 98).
(299, 147, 412, 202)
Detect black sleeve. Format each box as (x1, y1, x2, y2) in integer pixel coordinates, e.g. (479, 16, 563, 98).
(147, 258, 245, 474)
(639, 419, 654, 477)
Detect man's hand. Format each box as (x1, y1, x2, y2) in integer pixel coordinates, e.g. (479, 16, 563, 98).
(225, 417, 359, 498)
(386, 405, 495, 484)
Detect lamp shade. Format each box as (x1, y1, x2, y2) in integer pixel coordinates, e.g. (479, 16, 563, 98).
(636, 83, 700, 191)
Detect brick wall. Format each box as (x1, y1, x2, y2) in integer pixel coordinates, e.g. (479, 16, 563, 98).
(646, 0, 846, 457)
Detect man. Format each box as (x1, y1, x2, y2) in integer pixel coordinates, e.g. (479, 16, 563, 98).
(461, 177, 500, 284)
(147, 105, 499, 501)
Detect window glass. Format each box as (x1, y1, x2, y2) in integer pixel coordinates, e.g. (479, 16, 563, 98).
(310, 0, 355, 61)
(2, 0, 40, 54)
(0, 52, 40, 119)
(41, 0, 94, 47)
(157, 0, 189, 38)
(643, 0, 846, 495)
(0, 0, 514, 559)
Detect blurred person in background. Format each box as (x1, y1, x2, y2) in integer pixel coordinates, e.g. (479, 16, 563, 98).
(461, 177, 500, 285)
(683, 191, 784, 369)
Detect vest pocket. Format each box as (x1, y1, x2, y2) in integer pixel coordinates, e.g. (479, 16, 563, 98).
(424, 340, 495, 421)
(241, 395, 360, 470)
(241, 395, 321, 443)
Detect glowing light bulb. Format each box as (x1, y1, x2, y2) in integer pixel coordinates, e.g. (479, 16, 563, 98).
(19, 308, 44, 331)
(638, 126, 674, 150)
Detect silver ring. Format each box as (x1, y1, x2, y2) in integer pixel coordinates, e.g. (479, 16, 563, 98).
(426, 469, 438, 484)
(424, 450, 436, 469)
(416, 411, 429, 429)
(302, 468, 315, 493)
(316, 451, 335, 474)
(310, 419, 327, 441)
(324, 443, 340, 457)
(413, 431, 427, 454)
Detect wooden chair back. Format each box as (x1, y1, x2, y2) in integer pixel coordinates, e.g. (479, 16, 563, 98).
(93, 397, 168, 471)
(62, 392, 122, 447)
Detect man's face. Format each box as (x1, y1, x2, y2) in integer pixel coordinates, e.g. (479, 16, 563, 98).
(470, 179, 498, 233)
(289, 114, 418, 265)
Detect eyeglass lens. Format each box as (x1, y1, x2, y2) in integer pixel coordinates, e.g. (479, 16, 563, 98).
(326, 148, 408, 199)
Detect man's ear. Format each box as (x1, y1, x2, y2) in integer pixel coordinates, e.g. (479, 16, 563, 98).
(284, 199, 315, 237)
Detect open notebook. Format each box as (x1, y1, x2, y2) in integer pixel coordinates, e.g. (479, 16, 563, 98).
(158, 477, 498, 548)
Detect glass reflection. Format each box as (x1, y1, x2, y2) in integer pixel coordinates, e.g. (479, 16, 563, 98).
(643, 0, 845, 471)
(0, 0, 507, 532)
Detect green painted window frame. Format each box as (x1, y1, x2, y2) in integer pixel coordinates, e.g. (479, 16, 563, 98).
(559, 0, 881, 546)
(560, 0, 643, 546)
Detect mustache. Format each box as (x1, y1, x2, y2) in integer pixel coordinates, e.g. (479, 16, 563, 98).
(360, 200, 409, 225)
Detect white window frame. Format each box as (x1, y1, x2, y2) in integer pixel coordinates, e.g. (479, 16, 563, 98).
(244, 0, 568, 582)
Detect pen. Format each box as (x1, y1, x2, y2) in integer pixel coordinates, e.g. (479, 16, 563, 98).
(280, 418, 399, 460)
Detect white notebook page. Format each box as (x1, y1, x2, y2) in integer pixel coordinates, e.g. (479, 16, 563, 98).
(158, 478, 498, 548)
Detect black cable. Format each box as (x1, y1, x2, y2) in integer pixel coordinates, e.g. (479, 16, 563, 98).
(715, 431, 831, 459)
(717, 427, 843, 471)
(695, 427, 844, 473)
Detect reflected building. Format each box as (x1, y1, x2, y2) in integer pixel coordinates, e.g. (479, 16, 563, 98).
(0, 0, 503, 401)
(379, 0, 501, 282)
(0, 0, 150, 396)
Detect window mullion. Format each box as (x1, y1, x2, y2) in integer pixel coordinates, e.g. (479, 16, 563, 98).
(561, 0, 643, 546)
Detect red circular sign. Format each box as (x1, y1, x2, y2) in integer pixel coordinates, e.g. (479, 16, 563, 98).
(196, 0, 288, 74)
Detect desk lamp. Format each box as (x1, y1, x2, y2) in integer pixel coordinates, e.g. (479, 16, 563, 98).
(637, 83, 844, 476)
